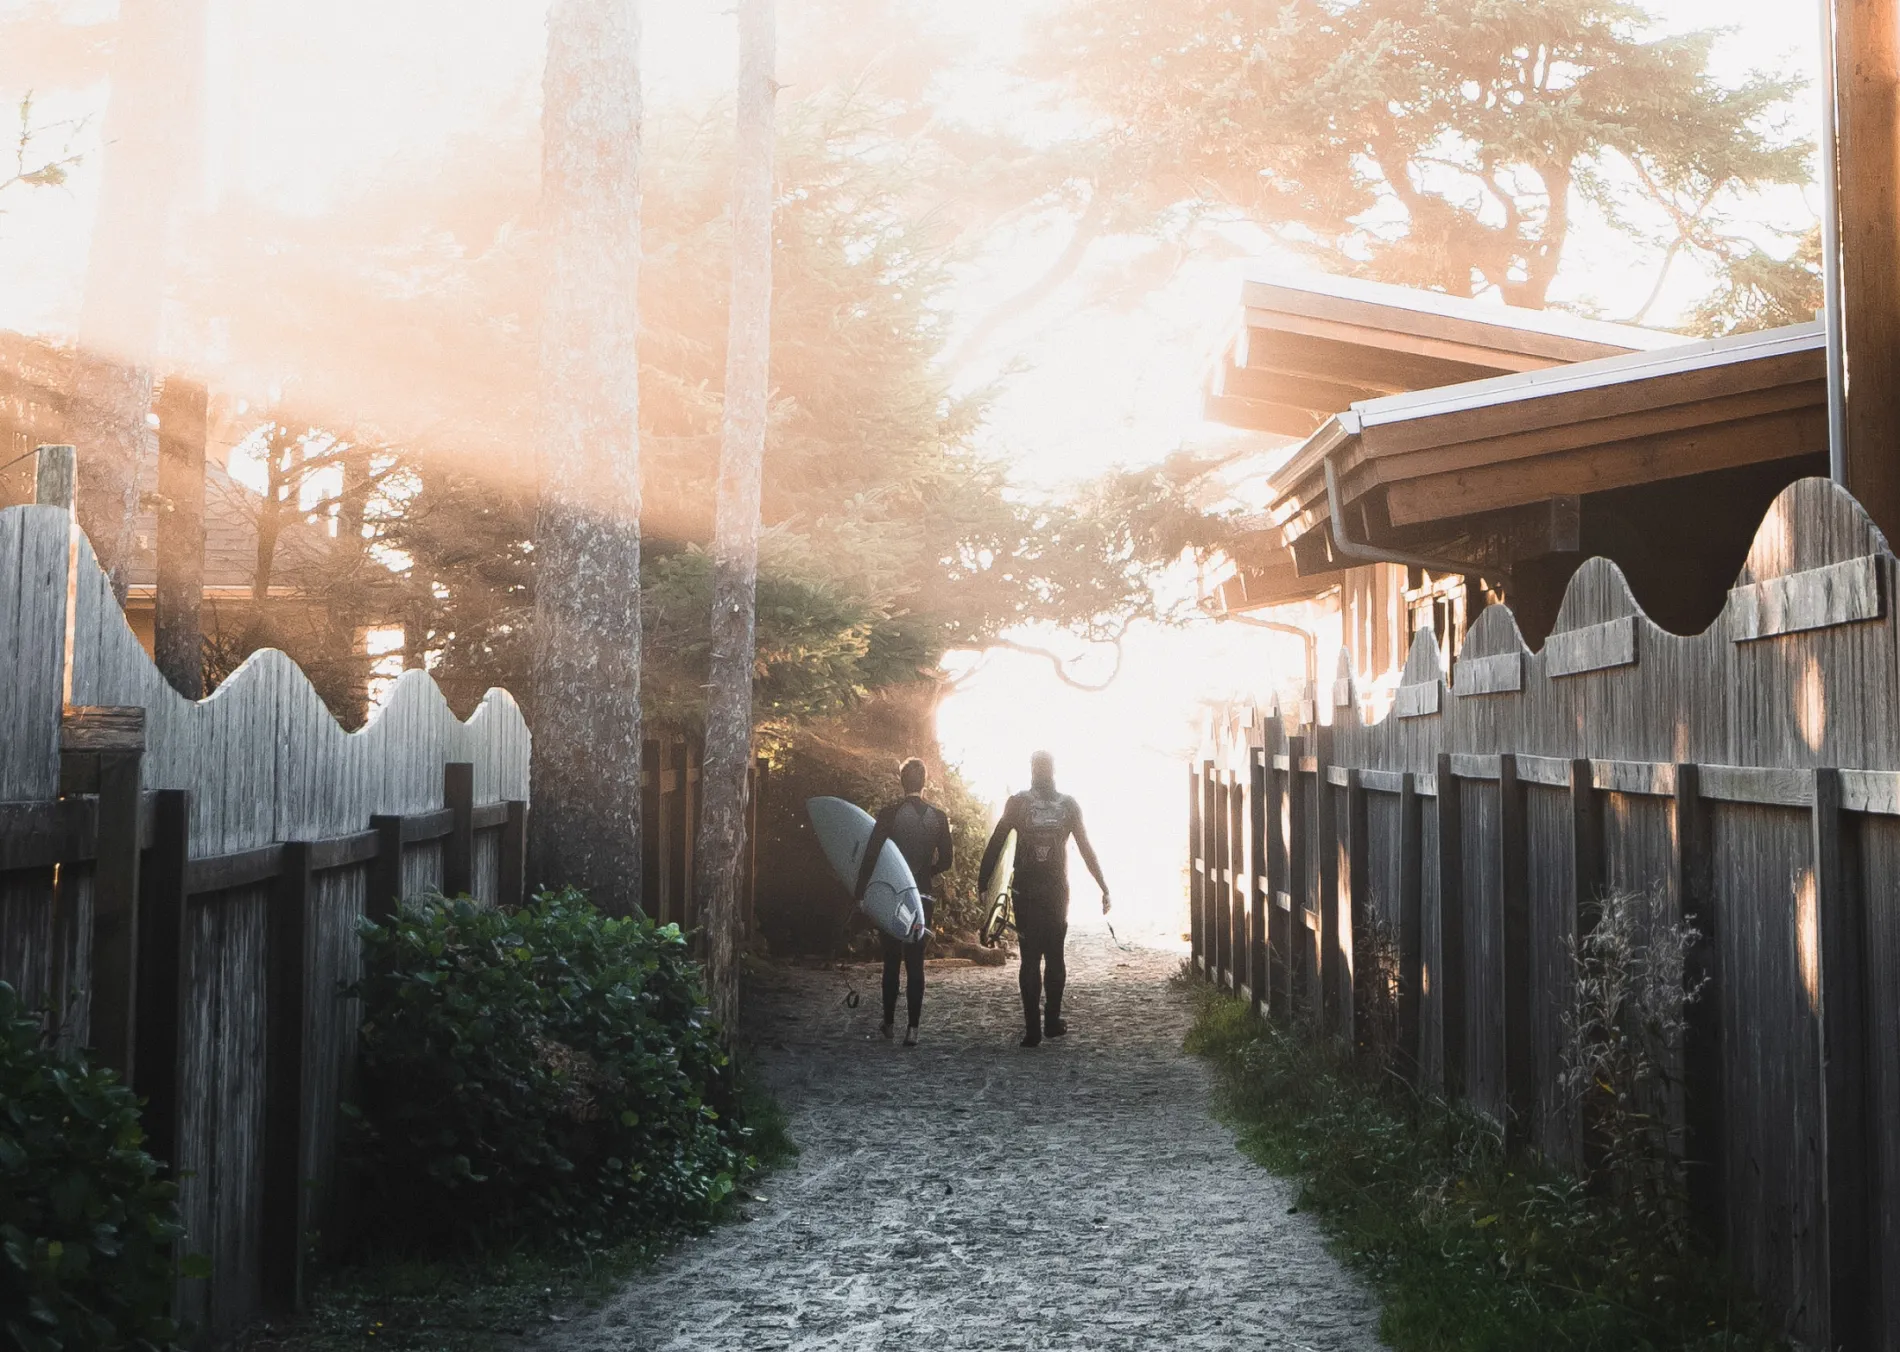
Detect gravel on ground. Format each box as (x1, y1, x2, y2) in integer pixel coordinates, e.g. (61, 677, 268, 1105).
(536, 929, 1386, 1351)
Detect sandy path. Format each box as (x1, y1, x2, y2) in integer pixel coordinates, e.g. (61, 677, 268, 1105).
(540, 932, 1385, 1351)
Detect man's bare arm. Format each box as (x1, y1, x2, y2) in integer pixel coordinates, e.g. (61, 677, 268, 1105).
(1071, 807, 1110, 911)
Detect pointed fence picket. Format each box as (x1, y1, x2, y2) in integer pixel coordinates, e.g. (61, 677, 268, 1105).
(1190, 477, 1900, 1349)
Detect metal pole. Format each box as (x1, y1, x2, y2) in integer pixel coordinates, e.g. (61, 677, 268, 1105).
(1819, 0, 1849, 484)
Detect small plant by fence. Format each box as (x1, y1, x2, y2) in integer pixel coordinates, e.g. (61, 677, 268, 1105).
(0, 464, 758, 1342)
(1190, 477, 1900, 1349)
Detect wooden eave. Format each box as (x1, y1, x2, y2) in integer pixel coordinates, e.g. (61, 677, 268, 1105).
(1206, 270, 1682, 441)
(1257, 320, 1826, 545)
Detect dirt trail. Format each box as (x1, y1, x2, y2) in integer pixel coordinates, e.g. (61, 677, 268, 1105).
(538, 931, 1385, 1351)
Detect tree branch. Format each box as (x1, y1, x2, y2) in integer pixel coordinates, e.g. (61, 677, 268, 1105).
(991, 634, 1124, 691)
(944, 192, 1109, 372)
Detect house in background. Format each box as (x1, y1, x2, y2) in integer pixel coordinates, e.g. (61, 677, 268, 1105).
(1197, 272, 1826, 715)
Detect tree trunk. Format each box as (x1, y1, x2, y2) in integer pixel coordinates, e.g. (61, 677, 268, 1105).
(694, 0, 777, 1032)
(153, 377, 205, 699)
(531, 0, 647, 913)
(68, 0, 206, 598)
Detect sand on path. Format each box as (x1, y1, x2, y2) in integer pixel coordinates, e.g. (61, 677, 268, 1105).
(538, 931, 1386, 1351)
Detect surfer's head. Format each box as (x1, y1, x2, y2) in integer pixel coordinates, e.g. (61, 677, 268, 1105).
(899, 757, 927, 794)
(1029, 750, 1055, 791)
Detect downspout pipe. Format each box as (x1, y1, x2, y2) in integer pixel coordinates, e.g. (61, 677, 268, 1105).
(1323, 450, 1505, 582)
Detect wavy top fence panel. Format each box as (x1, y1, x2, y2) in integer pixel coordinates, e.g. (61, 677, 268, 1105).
(1313, 476, 1900, 777)
(1, 502, 530, 854)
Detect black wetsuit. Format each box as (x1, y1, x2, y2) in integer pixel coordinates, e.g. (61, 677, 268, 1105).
(857, 795, 952, 1026)
(979, 788, 1086, 1038)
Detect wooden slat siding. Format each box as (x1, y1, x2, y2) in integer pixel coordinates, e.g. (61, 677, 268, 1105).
(1455, 651, 1523, 696)
(1813, 769, 1873, 1346)
(263, 842, 310, 1313)
(134, 791, 189, 1173)
(1727, 555, 1884, 642)
(300, 860, 365, 1264)
(1545, 616, 1638, 678)
(1357, 768, 1405, 793)
(1187, 762, 1203, 969)
(442, 762, 474, 898)
(1215, 768, 1231, 987)
(1203, 758, 1219, 976)
(1292, 738, 1318, 1018)
(1675, 763, 1726, 1240)
(1394, 681, 1440, 718)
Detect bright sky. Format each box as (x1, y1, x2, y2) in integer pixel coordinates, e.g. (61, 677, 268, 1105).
(0, 0, 1827, 942)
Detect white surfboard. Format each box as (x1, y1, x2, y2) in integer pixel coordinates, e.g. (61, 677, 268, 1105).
(806, 796, 926, 942)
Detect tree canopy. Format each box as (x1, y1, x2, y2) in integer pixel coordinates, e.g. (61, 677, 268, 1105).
(1034, 0, 1816, 327)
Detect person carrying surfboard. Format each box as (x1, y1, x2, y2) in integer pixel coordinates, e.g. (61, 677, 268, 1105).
(854, 758, 953, 1046)
(977, 750, 1110, 1048)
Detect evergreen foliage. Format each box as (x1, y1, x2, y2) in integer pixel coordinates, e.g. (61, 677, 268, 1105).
(0, 983, 190, 1352)
(347, 891, 755, 1251)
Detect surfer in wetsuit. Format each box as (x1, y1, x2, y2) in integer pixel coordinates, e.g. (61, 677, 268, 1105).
(977, 750, 1110, 1048)
(855, 758, 953, 1046)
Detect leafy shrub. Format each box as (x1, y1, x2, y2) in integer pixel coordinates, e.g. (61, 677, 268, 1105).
(0, 982, 188, 1352)
(348, 889, 755, 1250)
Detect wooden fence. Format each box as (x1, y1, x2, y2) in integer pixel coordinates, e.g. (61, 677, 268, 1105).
(1190, 477, 1900, 1350)
(0, 463, 754, 1342)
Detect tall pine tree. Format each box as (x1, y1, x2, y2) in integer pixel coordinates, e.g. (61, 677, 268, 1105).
(695, 0, 778, 1028)
(531, 0, 646, 910)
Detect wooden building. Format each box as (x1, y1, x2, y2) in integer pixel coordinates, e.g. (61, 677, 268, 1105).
(1201, 274, 1827, 712)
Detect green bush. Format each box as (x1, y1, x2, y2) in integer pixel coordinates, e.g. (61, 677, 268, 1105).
(348, 889, 755, 1251)
(0, 982, 187, 1352)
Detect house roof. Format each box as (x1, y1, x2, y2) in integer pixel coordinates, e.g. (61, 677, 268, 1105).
(1204, 269, 1687, 439)
(121, 458, 336, 601)
(1217, 319, 1828, 611)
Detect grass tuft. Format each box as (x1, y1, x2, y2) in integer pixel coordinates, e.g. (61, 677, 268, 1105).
(1183, 984, 1787, 1352)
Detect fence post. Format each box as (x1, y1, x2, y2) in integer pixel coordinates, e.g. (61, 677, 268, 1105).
(1397, 771, 1422, 1078)
(367, 815, 404, 924)
(1249, 746, 1268, 1013)
(263, 842, 310, 1313)
(134, 789, 190, 1172)
(61, 706, 146, 1079)
(441, 762, 474, 898)
(33, 443, 74, 509)
(1499, 753, 1534, 1151)
(1229, 767, 1246, 994)
(1316, 723, 1341, 1036)
(1188, 763, 1204, 969)
(1266, 741, 1290, 1019)
(1812, 766, 1871, 1348)
(1566, 757, 1603, 1164)
(1288, 734, 1312, 1013)
(1436, 752, 1466, 1097)
(1217, 768, 1234, 988)
(1345, 767, 1368, 1048)
(499, 800, 529, 910)
(1675, 762, 1725, 1238)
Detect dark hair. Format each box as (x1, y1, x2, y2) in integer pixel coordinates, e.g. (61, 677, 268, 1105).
(899, 758, 927, 793)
